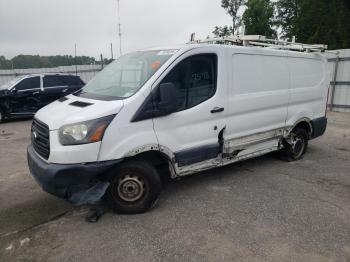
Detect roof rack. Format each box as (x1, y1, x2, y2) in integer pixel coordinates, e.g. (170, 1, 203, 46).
(189, 35, 328, 53)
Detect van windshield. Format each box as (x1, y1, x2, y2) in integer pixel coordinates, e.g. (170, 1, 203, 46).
(76, 50, 178, 100)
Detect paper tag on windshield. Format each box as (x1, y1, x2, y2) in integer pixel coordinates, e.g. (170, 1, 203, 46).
(157, 50, 178, 56)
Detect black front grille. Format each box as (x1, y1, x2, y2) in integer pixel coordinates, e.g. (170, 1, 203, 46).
(31, 118, 50, 159)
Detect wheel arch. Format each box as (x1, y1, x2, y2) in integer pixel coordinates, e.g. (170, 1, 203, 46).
(122, 148, 177, 179)
(290, 118, 313, 138)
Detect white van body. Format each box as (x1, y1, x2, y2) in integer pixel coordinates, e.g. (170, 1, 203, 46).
(28, 43, 330, 212)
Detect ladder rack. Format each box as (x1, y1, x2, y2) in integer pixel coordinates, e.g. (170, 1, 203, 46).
(189, 35, 328, 53)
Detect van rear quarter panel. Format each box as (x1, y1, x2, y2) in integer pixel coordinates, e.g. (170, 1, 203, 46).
(225, 48, 290, 140)
(286, 53, 329, 126)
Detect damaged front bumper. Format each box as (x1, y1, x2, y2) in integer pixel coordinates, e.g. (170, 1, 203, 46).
(27, 145, 121, 205)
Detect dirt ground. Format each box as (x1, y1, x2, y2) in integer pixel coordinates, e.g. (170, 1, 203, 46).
(0, 112, 350, 262)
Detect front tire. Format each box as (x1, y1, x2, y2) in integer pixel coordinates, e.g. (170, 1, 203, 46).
(280, 128, 309, 162)
(106, 160, 161, 214)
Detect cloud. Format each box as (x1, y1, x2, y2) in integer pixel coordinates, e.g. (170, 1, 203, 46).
(0, 0, 232, 59)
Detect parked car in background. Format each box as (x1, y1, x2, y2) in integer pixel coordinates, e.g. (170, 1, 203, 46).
(0, 74, 85, 122)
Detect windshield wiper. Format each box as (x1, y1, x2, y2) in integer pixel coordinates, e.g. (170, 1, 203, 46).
(74, 89, 87, 96)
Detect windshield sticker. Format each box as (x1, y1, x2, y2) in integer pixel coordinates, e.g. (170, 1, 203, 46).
(157, 49, 178, 56)
(151, 60, 161, 69)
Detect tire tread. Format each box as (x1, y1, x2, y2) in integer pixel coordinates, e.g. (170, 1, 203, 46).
(106, 160, 161, 214)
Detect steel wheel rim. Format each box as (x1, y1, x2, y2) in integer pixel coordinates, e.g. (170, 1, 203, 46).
(290, 133, 305, 158)
(116, 174, 145, 202)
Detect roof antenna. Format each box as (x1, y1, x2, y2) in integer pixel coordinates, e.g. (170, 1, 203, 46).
(74, 43, 78, 76)
(117, 0, 122, 57)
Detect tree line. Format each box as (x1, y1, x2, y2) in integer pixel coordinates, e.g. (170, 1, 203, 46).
(213, 0, 350, 50)
(0, 55, 111, 70)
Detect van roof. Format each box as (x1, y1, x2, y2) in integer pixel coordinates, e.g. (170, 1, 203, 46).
(21, 73, 80, 78)
(142, 43, 326, 60)
(140, 45, 187, 52)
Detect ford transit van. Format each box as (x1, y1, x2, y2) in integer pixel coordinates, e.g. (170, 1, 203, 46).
(27, 38, 330, 213)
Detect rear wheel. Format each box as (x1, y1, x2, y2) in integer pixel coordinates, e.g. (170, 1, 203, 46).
(106, 160, 161, 214)
(280, 128, 309, 162)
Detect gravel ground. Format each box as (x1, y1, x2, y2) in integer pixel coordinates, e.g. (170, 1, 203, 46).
(0, 112, 349, 262)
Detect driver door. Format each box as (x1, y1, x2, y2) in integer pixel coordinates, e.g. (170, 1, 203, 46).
(11, 76, 41, 114)
(42, 75, 69, 104)
(153, 50, 227, 168)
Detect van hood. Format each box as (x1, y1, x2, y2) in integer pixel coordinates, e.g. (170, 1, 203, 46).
(35, 95, 124, 130)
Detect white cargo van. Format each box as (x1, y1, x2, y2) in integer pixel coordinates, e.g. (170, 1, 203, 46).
(27, 36, 330, 213)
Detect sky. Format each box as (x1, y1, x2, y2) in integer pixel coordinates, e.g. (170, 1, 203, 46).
(0, 0, 233, 60)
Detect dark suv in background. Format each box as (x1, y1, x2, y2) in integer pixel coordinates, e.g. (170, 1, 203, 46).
(0, 74, 85, 122)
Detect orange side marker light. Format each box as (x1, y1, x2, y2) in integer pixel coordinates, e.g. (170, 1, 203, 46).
(89, 124, 108, 142)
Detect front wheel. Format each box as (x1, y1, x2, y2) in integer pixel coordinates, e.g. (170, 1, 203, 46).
(280, 128, 309, 162)
(106, 160, 161, 214)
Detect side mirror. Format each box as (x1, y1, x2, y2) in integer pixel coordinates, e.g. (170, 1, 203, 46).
(157, 82, 178, 115)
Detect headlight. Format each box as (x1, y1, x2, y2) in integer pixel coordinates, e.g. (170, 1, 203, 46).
(59, 115, 115, 145)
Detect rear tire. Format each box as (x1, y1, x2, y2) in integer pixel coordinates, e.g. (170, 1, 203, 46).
(280, 128, 309, 162)
(106, 160, 161, 214)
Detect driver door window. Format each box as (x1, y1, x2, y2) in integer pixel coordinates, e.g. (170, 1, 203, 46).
(161, 54, 217, 112)
(15, 77, 40, 91)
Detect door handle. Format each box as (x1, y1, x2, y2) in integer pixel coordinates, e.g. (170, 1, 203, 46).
(62, 89, 68, 93)
(33, 91, 40, 95)
(211, 107, 224, 114)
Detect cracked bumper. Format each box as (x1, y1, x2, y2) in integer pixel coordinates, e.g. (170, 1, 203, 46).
(27, 145, 121, 204)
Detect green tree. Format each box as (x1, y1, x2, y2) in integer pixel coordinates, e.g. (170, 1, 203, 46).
(0, 55, 98, 69)
(213, 25, 233, 38)
(276, 0, 350, 49)
(212, 0, 247, 37)
(0, 56, 12, 69)
(221, 0, 247, 34)
(242, 0, 277, 38)
(275, 0, 300, 40)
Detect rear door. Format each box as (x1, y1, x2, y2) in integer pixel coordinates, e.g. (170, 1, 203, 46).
(153, 49, 227, 168)
(42, 75, 68, 104)
(60, 75, 85, 94)
(11, 76, 41, 113)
